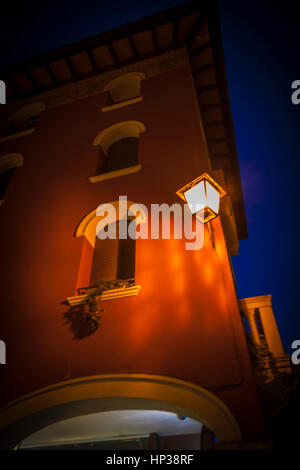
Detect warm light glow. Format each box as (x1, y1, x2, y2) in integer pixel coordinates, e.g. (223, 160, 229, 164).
(176, 173, 226, 223)
(184, 181, 206, 214)
(206, 182, 220, 214)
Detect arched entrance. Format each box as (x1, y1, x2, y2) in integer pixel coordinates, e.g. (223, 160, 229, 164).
(0, 374, 241, 449)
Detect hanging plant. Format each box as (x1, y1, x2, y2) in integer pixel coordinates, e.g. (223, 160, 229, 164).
(247, 334, 278, 385)
(63, 279, 133, 339)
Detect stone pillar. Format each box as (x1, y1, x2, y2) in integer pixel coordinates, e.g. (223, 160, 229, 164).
(257, 297, 285, 357)
(240, 295, 284, 356)
(239, 295, 290, 373)
(245, 308, 261, 344)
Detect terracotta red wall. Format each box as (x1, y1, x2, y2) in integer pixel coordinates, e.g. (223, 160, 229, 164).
(0, 66, 263, 438)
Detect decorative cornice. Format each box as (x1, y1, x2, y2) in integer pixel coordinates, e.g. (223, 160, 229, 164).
(239, 295, 272, 310)
(2, 49, 188, 114)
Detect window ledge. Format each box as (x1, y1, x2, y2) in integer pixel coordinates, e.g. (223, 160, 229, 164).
(101, 96, 143, 112)
(0, 128, 35, 143)
(89, 164, 142, 183)
(66, 284, 142, 306)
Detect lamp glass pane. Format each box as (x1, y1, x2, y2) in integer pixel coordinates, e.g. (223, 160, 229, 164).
(184, 181, 206, 214)
(206, 181, 220, 214)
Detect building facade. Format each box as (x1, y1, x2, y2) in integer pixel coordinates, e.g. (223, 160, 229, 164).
(0, 1, 290, 450)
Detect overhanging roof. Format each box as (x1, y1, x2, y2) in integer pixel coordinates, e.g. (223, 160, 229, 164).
(0, 0, 248, 239)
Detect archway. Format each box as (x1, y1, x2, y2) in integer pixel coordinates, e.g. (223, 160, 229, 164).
(0, 374, 241, 449)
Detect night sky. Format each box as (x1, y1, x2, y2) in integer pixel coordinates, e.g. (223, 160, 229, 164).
(1, 0, 299, 352)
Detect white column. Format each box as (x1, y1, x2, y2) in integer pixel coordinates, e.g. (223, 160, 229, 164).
(258, 305, 285, 357)
(239, 295, 286, 357)
(245, 308, 261, 344)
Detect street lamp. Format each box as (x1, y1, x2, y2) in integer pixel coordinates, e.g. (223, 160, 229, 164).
(176, 172, 226, 223)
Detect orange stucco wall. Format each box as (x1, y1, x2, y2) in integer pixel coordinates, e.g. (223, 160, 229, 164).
(0, 66, 263, 438)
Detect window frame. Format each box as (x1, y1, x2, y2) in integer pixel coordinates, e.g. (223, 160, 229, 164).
(90, 121, 145, 183)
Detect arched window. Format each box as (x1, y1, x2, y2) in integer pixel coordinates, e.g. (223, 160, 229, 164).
(0, 102, 45, 139)
(103, 72, 145, 104)
(0, 153, 24, 204)
(71, 201, 145, 301)
(90, 121, 146, 183)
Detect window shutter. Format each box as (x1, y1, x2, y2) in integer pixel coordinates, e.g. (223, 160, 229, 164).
(90, 236, 119, 284)
(117, 220, 136, 280)
(89, 220, 136, 285)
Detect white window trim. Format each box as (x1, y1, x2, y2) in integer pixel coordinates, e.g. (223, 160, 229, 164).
(89, 163, 142, 183)
(0, 128, 34, 143)
(66, 284, 142, 305)
(101, 96, 143, 112)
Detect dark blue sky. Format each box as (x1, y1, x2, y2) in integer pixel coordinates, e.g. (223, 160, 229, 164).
(218, 0, 300, 353)
(1, 0, 299, 351)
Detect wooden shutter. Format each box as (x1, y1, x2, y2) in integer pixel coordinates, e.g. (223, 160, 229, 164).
(90, 236, 119, 284)
(117, 219, 136, 280)
(89, 220, 136, 285)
